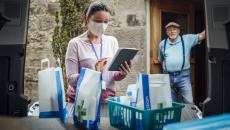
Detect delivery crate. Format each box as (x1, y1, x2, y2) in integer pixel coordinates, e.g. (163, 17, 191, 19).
(107, 97, 184, 130)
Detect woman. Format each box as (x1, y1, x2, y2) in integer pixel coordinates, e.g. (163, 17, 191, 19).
(65, 1, 131, 103)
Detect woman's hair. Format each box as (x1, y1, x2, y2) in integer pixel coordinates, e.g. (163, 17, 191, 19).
(83, 1, 110, 25)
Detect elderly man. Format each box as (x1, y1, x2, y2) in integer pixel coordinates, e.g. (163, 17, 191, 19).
(153, 22, 206, 104)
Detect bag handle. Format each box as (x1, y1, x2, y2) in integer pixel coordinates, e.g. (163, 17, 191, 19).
(41, 58, 50, 70)
(57, 58, 61, 67)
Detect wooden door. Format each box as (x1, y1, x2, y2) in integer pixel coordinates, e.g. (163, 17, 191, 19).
(150, 0, 196, 95)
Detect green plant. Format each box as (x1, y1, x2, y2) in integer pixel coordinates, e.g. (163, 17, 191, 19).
(77, 100, 87, 121)
(52, 0, 90, 90)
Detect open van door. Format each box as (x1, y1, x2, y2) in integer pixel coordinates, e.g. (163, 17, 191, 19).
(203, 0, 230, 116)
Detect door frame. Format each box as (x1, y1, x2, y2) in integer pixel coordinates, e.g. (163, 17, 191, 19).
(150, 0, 195, 73)
(150, 0, 197, 101)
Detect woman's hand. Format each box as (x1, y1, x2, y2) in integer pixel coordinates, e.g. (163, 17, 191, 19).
(95, 58, 107, 72)
(67, 86, 75, 103)
(119, 60, 132, 75)
(102, 89, 115, 104)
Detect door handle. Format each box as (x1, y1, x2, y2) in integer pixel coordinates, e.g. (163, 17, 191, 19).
(208, 55, 216, 64)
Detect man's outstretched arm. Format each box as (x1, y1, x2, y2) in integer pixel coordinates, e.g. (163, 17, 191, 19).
(199, 30, 206, 41)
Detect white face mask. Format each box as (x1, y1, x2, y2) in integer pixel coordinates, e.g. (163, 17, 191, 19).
(88, 20, 108, 36)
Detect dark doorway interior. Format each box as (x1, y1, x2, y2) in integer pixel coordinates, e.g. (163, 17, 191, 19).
(193, 0, 206, 107)
(161, 12, 188, 39)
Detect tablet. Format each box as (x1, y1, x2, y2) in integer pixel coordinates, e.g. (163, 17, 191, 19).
(108, 48, 139, 71)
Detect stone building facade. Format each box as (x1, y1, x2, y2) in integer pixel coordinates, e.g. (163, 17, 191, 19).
(25, 0, 148, 102)
(25, 0, 60, 102)
(104, 0, 147, 95)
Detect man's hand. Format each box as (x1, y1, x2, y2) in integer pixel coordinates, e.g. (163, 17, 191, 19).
(152, 59, 160, 64)
(199, 30, 206, 41)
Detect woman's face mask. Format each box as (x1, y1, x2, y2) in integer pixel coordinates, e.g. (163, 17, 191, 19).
(87, 11, 109, 36)
(88, 20, 108, 36)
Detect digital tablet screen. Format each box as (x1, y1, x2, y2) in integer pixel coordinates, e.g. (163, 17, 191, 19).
(108, 48, 139, 71)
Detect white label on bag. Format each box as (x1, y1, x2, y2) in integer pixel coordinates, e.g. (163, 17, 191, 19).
(102, 81, 106, 90)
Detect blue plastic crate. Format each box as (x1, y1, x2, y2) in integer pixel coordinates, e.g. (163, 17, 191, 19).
(164, 114, 230, 130)
(107, 97, 184, 130)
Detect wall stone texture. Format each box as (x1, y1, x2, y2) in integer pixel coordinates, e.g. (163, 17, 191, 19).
(24, 0, 60, 102)
(24, 0, 147, 102)
(104, 0, 147, 96)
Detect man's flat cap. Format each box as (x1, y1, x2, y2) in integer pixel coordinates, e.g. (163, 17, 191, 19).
(165, 22, 180, 29)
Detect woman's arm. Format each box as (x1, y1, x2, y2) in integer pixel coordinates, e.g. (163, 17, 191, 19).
(65, 39, 80, 87)
(65, 39, 80, 102)
(111, 37, 129, 81)
(66, 59, 80, 87)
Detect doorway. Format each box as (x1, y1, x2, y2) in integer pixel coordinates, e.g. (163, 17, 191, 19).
(150, 0, 206, 106)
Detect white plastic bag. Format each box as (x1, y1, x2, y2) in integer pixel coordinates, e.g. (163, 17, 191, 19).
(126, 84, 137, 106)
(73, 68, 102, 130)
(136, 74, 172, 110)
(38, 58, 67, 122)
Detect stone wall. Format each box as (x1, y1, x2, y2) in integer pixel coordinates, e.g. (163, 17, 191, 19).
(104, 0, 147, 95)
(24, 0, 60, 102)
(24, 0, 147, 102)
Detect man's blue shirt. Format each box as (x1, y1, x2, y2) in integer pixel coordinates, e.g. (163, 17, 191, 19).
(158, 34, 199, 72)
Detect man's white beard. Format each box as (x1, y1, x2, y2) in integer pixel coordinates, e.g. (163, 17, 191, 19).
(169, 35, 178, 40)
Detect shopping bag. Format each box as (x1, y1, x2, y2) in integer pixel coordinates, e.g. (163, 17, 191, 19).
(38, 58, 67, 122)
(126, 84, 137, 106)
(136, 74, 172, 110)
(73, 68, 102, 130)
